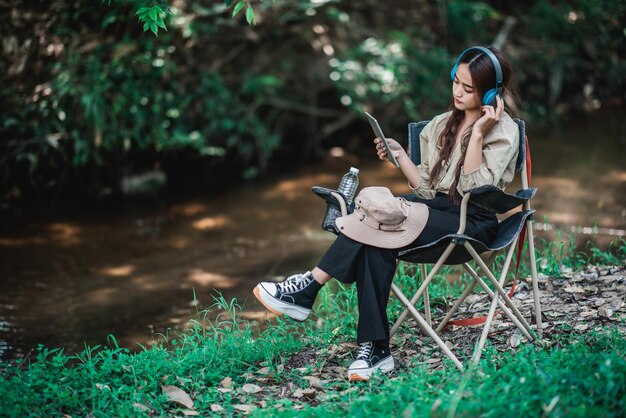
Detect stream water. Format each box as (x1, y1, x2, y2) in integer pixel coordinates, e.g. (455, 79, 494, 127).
(1, 109, 625, 360)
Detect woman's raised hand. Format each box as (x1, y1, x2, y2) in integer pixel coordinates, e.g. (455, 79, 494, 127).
(473, 95, 504, 138)
(374, 137, 404, 162)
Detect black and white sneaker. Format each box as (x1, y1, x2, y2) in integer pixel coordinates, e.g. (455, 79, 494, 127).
(253, 271, 321, 321)
(347, 341, 395, 381)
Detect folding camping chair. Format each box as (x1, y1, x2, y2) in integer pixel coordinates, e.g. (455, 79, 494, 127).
(387, 118, 542, 370)
(312, 118, 542, 371)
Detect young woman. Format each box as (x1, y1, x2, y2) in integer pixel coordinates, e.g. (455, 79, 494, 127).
(253, 46, 520, 381)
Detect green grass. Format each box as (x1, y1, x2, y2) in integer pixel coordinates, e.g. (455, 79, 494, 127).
(1, 238, 625, 417)
(255, 329, 626, 417)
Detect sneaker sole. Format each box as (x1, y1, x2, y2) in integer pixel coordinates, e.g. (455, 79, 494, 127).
(347, 356, 395, 382)
(253, 285, 311, 322)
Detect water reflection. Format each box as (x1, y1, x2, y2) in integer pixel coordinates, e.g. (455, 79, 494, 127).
(0, 109, 624, 360)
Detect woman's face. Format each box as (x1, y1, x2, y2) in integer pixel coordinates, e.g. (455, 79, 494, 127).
(452, 63, 481, 111)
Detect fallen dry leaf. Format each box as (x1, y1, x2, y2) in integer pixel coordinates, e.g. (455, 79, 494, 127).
(302, 376, 324, 390)
(300, 389, 317, 399)
(256, 376, 277, 384)
(563, 285, 585, 293)
(256, 366, 270, 375)
(598, 306, 614, 318)
(162, 385, 194, 409)
(220, 376, 233, 388)
(581, 272, 598, 280)
(182, 410, 199, 416)
(233, 404, 257, 413)
(242, 383, 263, 394)
(593, 298, 606, 307)
(133, 403, 150, 412)
(509, 333, 521, 348)
(210, 404, 224, 412)
(287, 382, 299, 395)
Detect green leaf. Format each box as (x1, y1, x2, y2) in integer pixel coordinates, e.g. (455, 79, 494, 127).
(150, 22, 158, 35)
(245, 6, 255, 25)
(232, 1, 245, 18)
(156, 17, 167, 30)
(143, 21, 150, 32)
(135, 7, 149, 16)
(149, 7, 158, 21)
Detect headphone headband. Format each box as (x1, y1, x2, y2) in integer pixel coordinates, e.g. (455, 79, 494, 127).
(450, 46, 504, 106)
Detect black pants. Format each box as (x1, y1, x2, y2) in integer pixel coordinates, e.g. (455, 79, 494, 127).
(317, 193, 498, 344)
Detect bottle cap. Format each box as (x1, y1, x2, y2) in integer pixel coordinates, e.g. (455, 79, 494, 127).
(349, 167, 359, 174)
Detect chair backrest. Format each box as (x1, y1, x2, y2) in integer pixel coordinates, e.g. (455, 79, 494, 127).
(407, 118, 527, 173)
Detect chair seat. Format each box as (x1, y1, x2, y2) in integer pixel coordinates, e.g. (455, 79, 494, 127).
(398, 209, 535, 264)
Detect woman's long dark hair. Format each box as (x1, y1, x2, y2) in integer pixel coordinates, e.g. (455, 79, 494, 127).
(428, 46, 519, 203)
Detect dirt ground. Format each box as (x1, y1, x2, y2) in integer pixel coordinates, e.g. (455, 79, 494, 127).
(225, 266, 625, 410)
(294, 265, 626, 372)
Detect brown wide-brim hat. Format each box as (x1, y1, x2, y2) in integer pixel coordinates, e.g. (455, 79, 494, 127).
(335, 186, 429, 249)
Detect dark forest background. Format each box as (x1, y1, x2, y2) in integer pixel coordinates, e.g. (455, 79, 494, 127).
(1, 0, 624, 209)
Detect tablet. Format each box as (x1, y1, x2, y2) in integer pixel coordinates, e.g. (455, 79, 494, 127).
(364, 112, 399, 168)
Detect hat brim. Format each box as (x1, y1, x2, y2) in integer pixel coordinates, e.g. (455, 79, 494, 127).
(335, 202, 429, 249)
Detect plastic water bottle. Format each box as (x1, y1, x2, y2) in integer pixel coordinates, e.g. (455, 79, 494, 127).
(338, 167, 360, 205)
(322, 167, 359, 234)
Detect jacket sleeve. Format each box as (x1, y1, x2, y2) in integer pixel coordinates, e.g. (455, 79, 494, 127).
(457, 123, 519, 193)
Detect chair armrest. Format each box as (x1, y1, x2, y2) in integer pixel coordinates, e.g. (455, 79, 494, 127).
(331, 192, 348, 216)
(311, 186, 353, 215)
(457, 192, 472, 234)
(463, 185, 537, 214)
(311, 186, 353, 235)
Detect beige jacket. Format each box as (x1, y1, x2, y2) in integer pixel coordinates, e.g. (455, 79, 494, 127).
(410, 111, 520, 199)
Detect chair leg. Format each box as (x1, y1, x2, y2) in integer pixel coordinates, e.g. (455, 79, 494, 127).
(471, 236, 518, 364)
(391, 283, 463, 371)
(526, 220, 543, 336)
(470, 272, 533, 341)
(435, 252, 495, 332)
(422, 264, 432, 326)
(464, 243, 533, 336)
(390, 243, 456, 338)
(435, 269, 478, 332)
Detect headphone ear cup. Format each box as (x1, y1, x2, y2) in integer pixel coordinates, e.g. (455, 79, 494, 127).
(482, 89, 497, 106)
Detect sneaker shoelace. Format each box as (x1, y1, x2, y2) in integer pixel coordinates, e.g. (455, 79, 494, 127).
(277, 272, 313, 294)
(355, 342, 374, 360)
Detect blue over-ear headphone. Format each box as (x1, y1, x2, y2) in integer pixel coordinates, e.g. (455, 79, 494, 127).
(450, 46, 503, 106)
